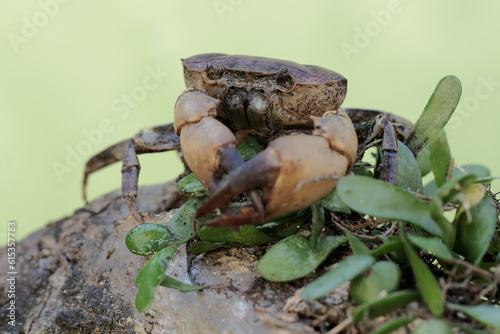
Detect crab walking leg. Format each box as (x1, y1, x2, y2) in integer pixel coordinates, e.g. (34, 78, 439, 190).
(82, 123, 179, 202)
(380, 118, 398, 184)
(353, 114, 401, 184)
(344, 107, 413, 130)
(197, 110, 358, 227)
(83, 138, 130, 202)
(120, 131, 182, 223)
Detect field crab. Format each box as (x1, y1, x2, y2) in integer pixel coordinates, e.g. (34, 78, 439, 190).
(83, 53, 412, 228)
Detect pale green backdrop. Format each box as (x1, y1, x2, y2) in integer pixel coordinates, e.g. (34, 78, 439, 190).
(2, 0, 500, 243)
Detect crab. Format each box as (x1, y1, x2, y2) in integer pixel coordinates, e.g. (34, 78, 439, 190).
(83, 53, 412, 228)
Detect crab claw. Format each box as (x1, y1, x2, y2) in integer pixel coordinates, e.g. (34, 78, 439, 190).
(197, 110, 357, 227)
(195, 149, 282, 223)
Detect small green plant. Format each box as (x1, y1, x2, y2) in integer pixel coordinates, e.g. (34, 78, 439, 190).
(126, 76, 500, 333)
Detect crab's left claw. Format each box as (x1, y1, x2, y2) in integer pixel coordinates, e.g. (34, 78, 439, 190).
(197, 110, 358, 228)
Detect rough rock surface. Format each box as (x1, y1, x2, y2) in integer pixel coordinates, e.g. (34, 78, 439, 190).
(0, 182, 325, 334)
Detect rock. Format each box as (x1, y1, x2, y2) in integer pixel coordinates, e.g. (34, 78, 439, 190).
(0, 182, 318, 334)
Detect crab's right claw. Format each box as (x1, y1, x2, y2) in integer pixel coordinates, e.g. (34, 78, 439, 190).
(195, 149, 282, 222)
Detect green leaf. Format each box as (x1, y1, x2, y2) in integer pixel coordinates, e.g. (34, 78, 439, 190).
(396, 141, 424, 192)
(257, 209, 311, 238)
(405, 75, 462, 153)
(125, 223, 178, 256)
(310, 203, 324, 250)
(447, 303, 500, 329)
(350, 261, 401, 304)
(430, 130, 452, 187)
(320, 188, 351, 214)
(370, 238, 404, 257)
(189, 241, 225, 255)
(407, 234, 454, 261)
(345, 229, 370, 255)
(198, 207, 310, 246)
(454, 194, 497, 265)
(337, 175, 442, 237)
(170, 197, 204, 239)
(435, 174, 477, 203)
(237, 135, 265, 160)
(301, 254, 375, 300)
(257, 235, 347, 282)
(352, 290, 420, 323)
(371, 317, 414, 334)
(173, 197, 309, 244)
(199, 224, 278, 246)
(455, 164, 490, 179)
(412, 319, 452, 334)
(135, 239, 196, 312)
(402, 233, 444, 317)
(424, 164, 489, 197)
(429, 196, 455, 248)
(160, 276, 206, 293)
(177, 173, 205, 194)
(416, 144, 432, 177)
(424, 180, 438, 198)
(352, 163, 374, 177)
(476, 176, 500, 184)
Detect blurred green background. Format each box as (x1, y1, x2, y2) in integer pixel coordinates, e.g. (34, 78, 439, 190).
(2, 0, 500, 243)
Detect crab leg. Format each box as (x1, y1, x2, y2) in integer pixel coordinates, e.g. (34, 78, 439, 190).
(380, 118, 398, 184)
(83, 138, 130, 202)
(82, 124, 179, 202)
(352, 113, 409, 184)
(345, 108, 412, 150)
(197, 109, 358, 227)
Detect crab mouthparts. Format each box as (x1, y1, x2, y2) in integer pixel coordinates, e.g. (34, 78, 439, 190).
(222, 88, 271, 131)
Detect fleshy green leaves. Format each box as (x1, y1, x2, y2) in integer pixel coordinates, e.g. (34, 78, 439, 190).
(412, 319, 452, 334)
(350, 261, 401, 304)
(406, 234, 454, 261)
(236, 135, 265, 160)
(352, 290, 421, 323)
(337, 175, 442, 237)
(256, 204, 348, 282)
(429, 130, 452, 187)
(406, 75, 462, 153)
(257, 235, 347, 282)
(395, 141, 423, 192)
(320, 188, 351, 214)
(172, 197, 310, 249)
(171, 197, 203, 239)
(177, 173, 205, 194)
(198, 225, 277, 246)
(402, 232, 444, 317)
(301, 255, 376, 300)
(125, 223, 178, 256)
(134, 239, 204, 312)
(454, 194, 497, 265)
(447, 303, 500, 329)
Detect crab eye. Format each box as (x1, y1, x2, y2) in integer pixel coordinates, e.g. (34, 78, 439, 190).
(205, 63, 224, 80)
(276, 67, 295, 90)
